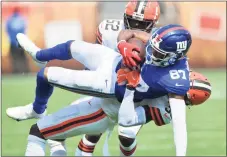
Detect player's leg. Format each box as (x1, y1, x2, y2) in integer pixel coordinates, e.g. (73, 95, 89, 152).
(6, 66, 114, 121)
(25, 125, 67, 156)
(9, 34, 119, 120)
(75, 134, 102, 156)
(6, 59, 87, 121)
(16, 33, 120, 71)
(47, 139, 67, 156)
(117, 102, 172, 157)
(6, 67, 53, 120)
(6, 52, 118, 121)
(118, 125, 142, 156)
(25, 97, 113, 156)
(6, 68, 53, 120)
(38, 45, 119, 96)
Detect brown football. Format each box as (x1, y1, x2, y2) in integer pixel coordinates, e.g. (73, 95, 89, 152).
(127, 37, 146, 62)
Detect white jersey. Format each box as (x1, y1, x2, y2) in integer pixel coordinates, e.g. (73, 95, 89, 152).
(96, 19, 158, 51)
(96, 19, 124, 52)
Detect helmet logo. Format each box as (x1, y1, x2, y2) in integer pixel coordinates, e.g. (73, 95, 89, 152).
(132, 12, 144, 20)
(176, 41, 187, 53)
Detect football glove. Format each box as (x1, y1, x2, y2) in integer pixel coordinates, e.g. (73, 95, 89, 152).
(117, 40, 141, 68)
(117, 68, 140, 88)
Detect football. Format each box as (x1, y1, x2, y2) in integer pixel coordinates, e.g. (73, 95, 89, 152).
(127, 37, 146, 62)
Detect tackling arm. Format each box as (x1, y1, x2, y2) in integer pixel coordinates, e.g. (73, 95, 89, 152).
(168, 93, 187, 156)
(118, 87, 147, 127)
(117, 29, 150, 43)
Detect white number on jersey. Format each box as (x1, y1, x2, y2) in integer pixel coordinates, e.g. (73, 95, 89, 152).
(98, 19, 124, 51)
(104, 19, 121, 31)
(169, 70, 187, 80)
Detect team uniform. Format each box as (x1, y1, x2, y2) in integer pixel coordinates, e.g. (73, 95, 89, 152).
(29, 41, 189, 155)
(34, 31, 190, 140)
(37, 20, 176, 141)
(16, 26, 190, 137)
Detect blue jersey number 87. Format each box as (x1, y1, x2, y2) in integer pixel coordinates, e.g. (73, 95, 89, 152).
(169, 70, 187, 80)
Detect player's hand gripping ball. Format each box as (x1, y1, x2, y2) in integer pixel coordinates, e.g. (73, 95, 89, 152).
(118, 37, 146, 69)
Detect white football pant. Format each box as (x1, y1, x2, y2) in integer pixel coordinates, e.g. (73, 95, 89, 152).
(46, 41, 122, 98)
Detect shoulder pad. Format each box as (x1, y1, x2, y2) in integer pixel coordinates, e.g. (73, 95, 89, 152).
(97, 19, 124, 50)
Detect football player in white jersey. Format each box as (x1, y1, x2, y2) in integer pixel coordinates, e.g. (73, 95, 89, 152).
(6, 0, 161, 156)
(22, 68, 211, 156)
(96, 0, 160, 51)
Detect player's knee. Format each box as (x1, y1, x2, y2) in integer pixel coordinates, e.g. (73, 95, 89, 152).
(118, 126, 137, 139)
(37, 68, 48, 81)
(118, 135, 135, 147)
(85, 134, 102, 143)
(29, 124, 45, 140)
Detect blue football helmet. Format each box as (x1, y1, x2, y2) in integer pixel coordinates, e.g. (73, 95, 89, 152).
(145, 24, 192, 67)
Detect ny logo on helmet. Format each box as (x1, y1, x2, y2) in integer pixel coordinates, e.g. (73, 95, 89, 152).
(176, 41, 187, 53)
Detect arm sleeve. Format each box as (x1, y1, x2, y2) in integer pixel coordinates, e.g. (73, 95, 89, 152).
(118, 88, 146, 126)
(169, 98, 187, 156)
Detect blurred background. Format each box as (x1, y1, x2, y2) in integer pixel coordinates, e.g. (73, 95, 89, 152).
(1, 2, 226, 156)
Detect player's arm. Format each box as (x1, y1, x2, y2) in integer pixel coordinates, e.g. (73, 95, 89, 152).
(168, 93, 187, 156)
(118, 102, 158, 127)
(157, 66, 190, 156)
(117, 29, 150, 43)
(119, 97, 172, 127)
(118, 69, 141, 126)
(118, 88, 138, 126)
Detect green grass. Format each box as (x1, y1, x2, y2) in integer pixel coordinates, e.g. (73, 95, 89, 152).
(2, 69, 226, 156)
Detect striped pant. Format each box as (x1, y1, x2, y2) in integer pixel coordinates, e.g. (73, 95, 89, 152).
(37, 97, 115, 140)
(37, 95, 172, 140)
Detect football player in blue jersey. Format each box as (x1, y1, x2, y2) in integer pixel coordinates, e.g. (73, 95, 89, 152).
(9, 24, 192, 156)
(117, 25, 192, 156)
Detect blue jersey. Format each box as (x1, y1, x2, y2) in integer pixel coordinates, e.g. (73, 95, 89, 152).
(115, 58, 190, 102)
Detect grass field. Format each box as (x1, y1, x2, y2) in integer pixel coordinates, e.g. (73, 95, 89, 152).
(2, 69, 226, 156)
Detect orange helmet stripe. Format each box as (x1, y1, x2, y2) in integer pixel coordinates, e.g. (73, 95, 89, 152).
(125, 0, 137, 16)
(144, 1, 160, 20)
